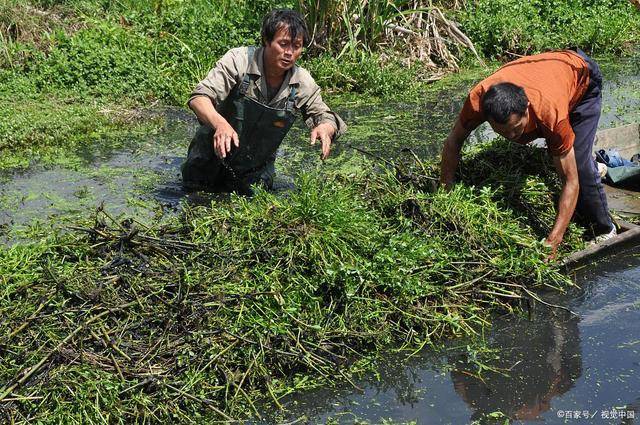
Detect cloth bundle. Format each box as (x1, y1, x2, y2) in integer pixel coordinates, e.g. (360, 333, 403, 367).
(595, 148, 640, 168)
(595, 148, 640, 184)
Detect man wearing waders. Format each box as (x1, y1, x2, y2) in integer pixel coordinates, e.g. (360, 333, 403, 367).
(183, 9, 346, 193)
(439, 50, 616, 258)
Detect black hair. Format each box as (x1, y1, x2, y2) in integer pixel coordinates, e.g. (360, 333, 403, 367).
(261, 9, 309, 46)
(481, 82, 528, 124)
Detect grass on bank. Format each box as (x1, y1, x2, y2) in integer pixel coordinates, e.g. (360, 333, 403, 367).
(2, 0, 639, 102)
(0, 144, 585, 422)
(456, 0, 640, 59)
(0, 0, 638, 172)
(0, 82, 164, 170)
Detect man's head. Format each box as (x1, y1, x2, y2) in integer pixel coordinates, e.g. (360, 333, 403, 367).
(482, 82, 530, 141)
(261, 9, 309, 74)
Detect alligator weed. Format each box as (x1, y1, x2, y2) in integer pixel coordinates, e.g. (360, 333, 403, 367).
(456, 137, 587, 248)
(0, 144, 583, 422)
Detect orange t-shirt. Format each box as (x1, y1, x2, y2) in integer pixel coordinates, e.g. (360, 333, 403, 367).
(459, 51, 591, 156)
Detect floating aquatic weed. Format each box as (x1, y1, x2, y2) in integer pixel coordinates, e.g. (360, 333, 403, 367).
(0, 147, 581, 422)
(455, 138, 586, 252)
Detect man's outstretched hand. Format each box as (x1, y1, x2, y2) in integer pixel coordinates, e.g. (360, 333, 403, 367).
(543, 235, 562, 262)
(310, 122, 336, 160)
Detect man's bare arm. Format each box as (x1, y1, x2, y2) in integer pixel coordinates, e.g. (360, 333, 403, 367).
(189, 96, 239, 159)
(440, 118, 472, 188)
(547, 147, 580, 257)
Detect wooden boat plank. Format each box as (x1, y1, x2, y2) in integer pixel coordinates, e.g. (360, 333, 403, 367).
(563, 221, 640, 269)
(594, 123, 640, 159)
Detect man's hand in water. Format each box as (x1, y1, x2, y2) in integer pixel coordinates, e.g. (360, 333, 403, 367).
(310, 122, 336, 160)
(187, 96, 239, 159)
(213, 119, 239, 159)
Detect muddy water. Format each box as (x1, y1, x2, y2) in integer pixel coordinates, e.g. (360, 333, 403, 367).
(0, 109, 189, 241)
(265, 247, 640, 424)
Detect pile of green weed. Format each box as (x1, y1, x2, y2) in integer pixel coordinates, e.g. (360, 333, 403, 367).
(0, 160, 576, 422)
(456, 138, 587, 247)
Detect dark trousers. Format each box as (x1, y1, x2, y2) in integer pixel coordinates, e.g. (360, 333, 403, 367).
(571, 49, 613, 235)
(181, 126, 275, 193)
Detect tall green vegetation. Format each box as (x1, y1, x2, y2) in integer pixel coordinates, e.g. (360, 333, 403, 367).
(1, 0, 638, 101)
(457, 0, 640, 58)
(1, 0, 265, 102)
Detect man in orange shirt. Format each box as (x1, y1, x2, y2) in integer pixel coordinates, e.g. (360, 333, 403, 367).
(440, 49, 615, 257)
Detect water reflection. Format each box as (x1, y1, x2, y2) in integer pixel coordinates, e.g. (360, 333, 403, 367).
(270, 247, 640, 424)
(449, 308, 582, 422)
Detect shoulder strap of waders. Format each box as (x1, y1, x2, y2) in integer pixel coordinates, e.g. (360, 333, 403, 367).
(238, 46, 256, 97)
(230, 46, 256, 143)
(285, 85, 296, 113)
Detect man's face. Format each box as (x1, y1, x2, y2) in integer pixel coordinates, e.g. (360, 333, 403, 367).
(263, 25, 303, 74)
(488, 108, 529, 142)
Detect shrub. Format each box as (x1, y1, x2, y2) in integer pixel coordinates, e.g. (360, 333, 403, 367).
(31, 24, 158, 99)
(457, 0, 640, 58)
(303, 51, 421, 96)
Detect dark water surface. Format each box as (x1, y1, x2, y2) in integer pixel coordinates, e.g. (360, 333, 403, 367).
(261, 246, 640, 424)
